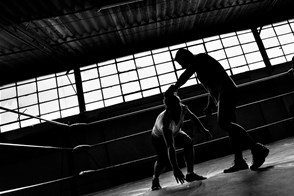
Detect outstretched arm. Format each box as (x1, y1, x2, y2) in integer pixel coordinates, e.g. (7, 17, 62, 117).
(162, 118, 185, 184)
(174, 68, 195, 89)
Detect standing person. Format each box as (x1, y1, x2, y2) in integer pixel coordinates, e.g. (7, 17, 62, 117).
(169, 48, 269, 173)
(151, 89, 211, 190)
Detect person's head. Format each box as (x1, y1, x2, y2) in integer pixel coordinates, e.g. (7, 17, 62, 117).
(163, 91, 181, 111)
(175, 48, 194, 68)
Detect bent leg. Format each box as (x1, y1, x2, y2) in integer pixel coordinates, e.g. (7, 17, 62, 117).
(175, 131, 206, 181)
(151, 135, 168, 190)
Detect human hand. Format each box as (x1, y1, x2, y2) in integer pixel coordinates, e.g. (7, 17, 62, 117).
(173, 168, 185, 184)
(165, 85, 177, 96)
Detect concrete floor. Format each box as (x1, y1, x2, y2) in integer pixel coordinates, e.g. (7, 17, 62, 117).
(86, 136, 294, 196)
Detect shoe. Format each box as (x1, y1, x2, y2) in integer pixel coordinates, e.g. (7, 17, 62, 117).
(151, 178, 162, 191)
(185, 172, 207, 182)
(223, 159, 248, 173)
(250, 143, 269, 170)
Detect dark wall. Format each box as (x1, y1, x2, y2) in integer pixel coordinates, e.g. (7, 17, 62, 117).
(1, 62, 294, 195)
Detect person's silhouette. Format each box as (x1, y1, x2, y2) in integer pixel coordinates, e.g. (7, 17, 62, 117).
(151, 89, 211, 190)
(168, 48, 269, 173)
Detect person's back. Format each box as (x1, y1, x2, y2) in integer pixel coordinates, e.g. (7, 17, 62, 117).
(192, 53, 237, 101)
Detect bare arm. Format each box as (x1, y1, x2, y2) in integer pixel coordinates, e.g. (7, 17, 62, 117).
(174, 68, 195, 89)
(162, 115, 185, 184)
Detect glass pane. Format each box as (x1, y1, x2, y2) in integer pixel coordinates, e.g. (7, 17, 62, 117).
(125, 93, 142, 101)
(0, 86, 16, 100)
(40, 100, 59, 114)
(140, 77, 159, 89)
(242, 43, 259, 53)
(270, 56, 287, 65)
(142, 88, 160, 97)
(135, 56, 154, 68)
(41, 112, 60, 121)
(138, 66, 156, 79)
(100, 75, 120, 88)
(104, 97, 123, 107)
(222, 36, 239, 47)
(232, 66, 249, 74)
(58, 86, 76, 98)
(263, 37, 279, 48)
(61, 107, 79, 118)
(117, 60, 136, 72)
(205, 40, 222, 51)
(99, 64, 117, 77)
(81, 68, 98, 81)
(238, 32, 255, 44)
(21, 118, 39, 127)
(266, 47, 284, 58)
(82, 79, 100, 92)
(1, 98, 17, 109)
(260, 27, 275, 39)
(188, 44, 205, 54)
(37, 78, 57, 91)
(39, 89, 58, 102)
(119, 71, 138, 83)
(278, 34, 294, 45)
(282, 43, 294, 54)
(249, 62, 266, 70)
(158, 73, 177, 85)
(17, 83, 36, 96)
(153, 52, 172, 64)
(19, 105, 39, 120)
(245, 52, 263, 64)
(274, 24, 291, 35)
(102, 86, 122, 99)
(156, 62, 174, 75)
(219, 59, 230, 69)
(84, 90, 103, 103)
(208, 50, 226, 60)
(60, 96, 78, 109)
(228, 56, 246, 67)
(57, 74, 75, 86)
(86, 101, 104, 111)
(1, 123, 19, 132)
(1, 112, 18, 124)
(122, 81, 140, 94)
(18, 94, 38, 107)
(225, 46, 243, 57)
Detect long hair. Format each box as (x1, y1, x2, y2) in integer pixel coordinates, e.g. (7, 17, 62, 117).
(163, 91, 181, 108)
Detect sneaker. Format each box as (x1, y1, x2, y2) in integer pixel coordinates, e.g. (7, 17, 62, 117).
(250, 143, 269, 170)
(223, 159, 248, 173)
(151, 178, 162, 191)
(185, 172, 207, 182)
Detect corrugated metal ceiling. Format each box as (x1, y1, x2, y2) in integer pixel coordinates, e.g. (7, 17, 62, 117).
(0, 0, 293, 85)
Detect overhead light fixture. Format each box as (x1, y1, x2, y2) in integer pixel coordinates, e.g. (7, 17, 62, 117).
(97, 0, 144, 12)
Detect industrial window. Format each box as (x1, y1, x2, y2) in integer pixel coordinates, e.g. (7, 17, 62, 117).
(2, 18, 294, 132)
(0, 71, 78, 132)
(260, 19, 294, 65)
